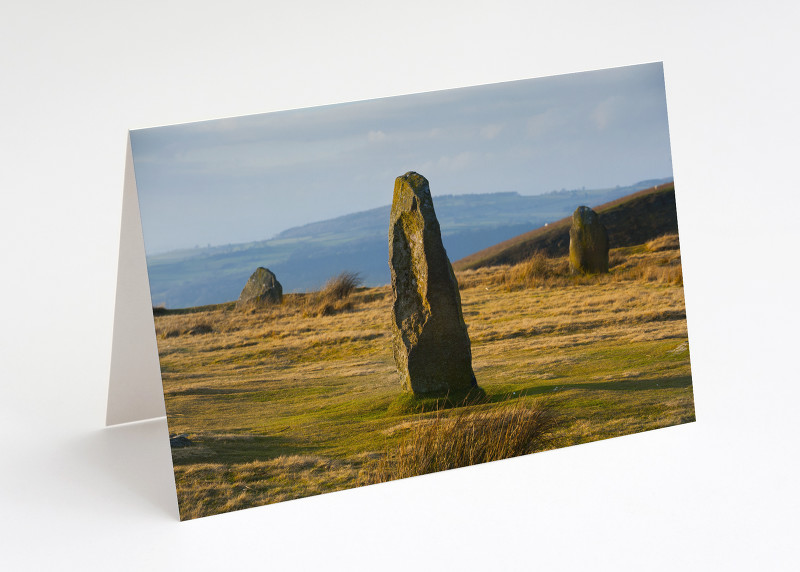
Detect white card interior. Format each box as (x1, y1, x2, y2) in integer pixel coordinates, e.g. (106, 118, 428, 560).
(106, 133, 166, 426)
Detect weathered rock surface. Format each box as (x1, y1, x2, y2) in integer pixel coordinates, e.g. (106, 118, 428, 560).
(569, 206, 609, 274)
(388, 172, 477, 395)
(237, 267, 283, 307)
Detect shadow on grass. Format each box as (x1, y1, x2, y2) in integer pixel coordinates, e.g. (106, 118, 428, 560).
(153, 301, 237, 316)
(386, 374, 691, 414)
(166, 387, 253, 397)
(488, 375, 693, 402)
(170, 434, 323, 466)
(387, 386, 488, 415)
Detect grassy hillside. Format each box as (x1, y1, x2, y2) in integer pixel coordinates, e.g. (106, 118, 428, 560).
(146, 178, 672, 308)
(156, 233, 693, 519)
(454, 182, 678, 271)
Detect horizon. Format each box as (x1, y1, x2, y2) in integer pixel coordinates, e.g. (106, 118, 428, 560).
(145, 175, 673, 258)
(132, 63, 674, 256)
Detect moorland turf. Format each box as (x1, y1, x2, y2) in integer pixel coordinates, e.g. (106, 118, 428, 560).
(157, 236, 693, 519)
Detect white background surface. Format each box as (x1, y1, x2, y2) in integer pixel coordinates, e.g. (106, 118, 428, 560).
(2, 1, 798, 570)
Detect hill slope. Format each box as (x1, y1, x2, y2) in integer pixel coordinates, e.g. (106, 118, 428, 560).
(454, 182, 678, 270)
(147, 178, 673, 308)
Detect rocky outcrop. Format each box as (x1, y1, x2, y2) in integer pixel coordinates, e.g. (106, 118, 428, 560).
(388, 172, 477, 395)
(237, 267, 283, 307)
(569, 206, 609, 274)
(169, 434, 193, 448)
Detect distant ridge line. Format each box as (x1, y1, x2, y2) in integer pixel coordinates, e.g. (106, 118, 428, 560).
(146, 177, 674, 308)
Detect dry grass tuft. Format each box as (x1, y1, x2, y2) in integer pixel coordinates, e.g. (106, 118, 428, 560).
(302, 271, 363, 317)
(174, 455, 365, 519)
(646, 233, 681, 252)
(618, 262, 683, 285)
(158, 319, 216, 339)
(492, 252, 572, 290)
(612, 247, 683, 285)
(155, 238, 692, 519)
(323, 271, 362, 300)
(369, 399, 557, 482)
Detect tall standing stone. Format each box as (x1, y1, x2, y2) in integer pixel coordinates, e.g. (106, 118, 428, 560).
(389, 172, 477, 395)
(237, 267, 283, 307)
(569, 206, 609, 274)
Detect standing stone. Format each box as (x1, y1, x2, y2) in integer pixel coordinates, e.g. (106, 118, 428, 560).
(237, 267, 283, 307)
(389, 172, 477, 395)
(569, 206, 609, 274)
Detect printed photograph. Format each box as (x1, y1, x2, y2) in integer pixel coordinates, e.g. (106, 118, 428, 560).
(131, 62, 695, 520)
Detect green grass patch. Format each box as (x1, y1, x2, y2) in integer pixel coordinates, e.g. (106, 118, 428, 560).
(158, 257, 694, 519)
(386, 387, 488, 415)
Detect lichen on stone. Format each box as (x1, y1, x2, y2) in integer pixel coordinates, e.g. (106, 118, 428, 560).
(569, 206, 609, 274)
(237, 267, 283, 307)
(388, 172, 477, 395)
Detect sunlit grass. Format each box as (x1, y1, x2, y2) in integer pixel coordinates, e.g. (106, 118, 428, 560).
(157, 243, 694, 519)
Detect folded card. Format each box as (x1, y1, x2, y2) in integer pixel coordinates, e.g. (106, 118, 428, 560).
(108, 62, 695, 520)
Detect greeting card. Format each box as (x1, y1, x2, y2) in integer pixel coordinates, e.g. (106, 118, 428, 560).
(108, 62, 694, 520)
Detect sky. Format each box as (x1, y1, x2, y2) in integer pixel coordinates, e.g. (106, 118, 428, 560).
(130, 62, 674, 255)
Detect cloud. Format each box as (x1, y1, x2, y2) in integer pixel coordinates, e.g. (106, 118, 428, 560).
(480, 123, 504, 140)
(132, 62, 673, 254)
(419, 151, 478, 174)
(592, 97, 622, 130)
(526, 109, 563, 138)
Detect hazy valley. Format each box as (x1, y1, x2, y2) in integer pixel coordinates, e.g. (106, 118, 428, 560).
(147, 178, 672, 308)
